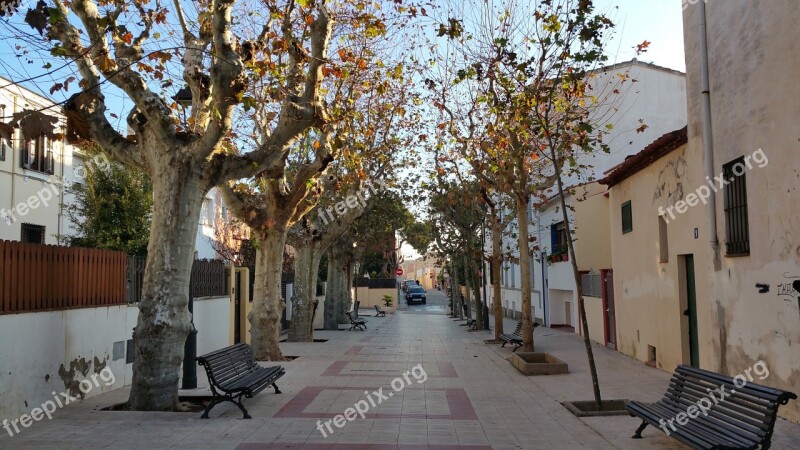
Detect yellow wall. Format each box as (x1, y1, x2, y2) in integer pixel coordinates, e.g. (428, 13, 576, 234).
(581, 296, 606, 345)
(608, 142, 713, 373)
(574, 183, 612, 272)
(573, 182, 613, 345)
(683, 2, 800, 422)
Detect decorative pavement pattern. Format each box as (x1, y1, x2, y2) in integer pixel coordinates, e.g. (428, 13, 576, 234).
(1, 289, 799, 449)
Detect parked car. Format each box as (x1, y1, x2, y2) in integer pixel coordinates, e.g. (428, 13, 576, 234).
(406, 285, 426, 304)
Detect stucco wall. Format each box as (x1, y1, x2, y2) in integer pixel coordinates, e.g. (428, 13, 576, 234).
(608, 142, 712, 373)
(582, 296, 605, 345)
(0, 305, 133, 421)
(683, 0, 800, 421)
(193, 296, 233, 357)
(0, 297, 231, 421)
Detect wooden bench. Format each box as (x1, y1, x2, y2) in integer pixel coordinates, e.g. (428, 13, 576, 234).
(346, 311, 367, 331)
(499, 321, 539, 352)
(374, 305, 386, 317)
(626, 365, 797, 449)
(196, 343, 285, 419)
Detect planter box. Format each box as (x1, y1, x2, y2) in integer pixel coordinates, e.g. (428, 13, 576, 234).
(510, 352, 569, 375)
(561, 399, 629, 417)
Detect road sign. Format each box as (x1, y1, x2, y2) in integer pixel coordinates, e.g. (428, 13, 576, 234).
(395, 268, 404, 276)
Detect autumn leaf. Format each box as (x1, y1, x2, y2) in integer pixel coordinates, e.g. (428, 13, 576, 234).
(635, 40, 651, 54)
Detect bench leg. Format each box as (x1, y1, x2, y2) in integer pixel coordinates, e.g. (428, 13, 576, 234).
(512, 344, 521, 353)
(632, 420, 648, 439)
(200, 397, 220, 419)
(232, 396, 252, 419)
(272, 383, 282, 394)
(501, 341, 507, 347)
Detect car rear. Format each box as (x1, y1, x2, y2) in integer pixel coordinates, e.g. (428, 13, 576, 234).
(406, 286, 426, 304)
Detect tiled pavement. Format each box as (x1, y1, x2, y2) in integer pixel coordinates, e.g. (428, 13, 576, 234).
(1, 290, 798, 449)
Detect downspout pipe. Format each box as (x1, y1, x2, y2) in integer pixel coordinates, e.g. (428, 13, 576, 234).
(698, 1, 721, 267)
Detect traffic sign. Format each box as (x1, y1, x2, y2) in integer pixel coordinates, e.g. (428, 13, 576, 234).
(395, 268, 404, 276)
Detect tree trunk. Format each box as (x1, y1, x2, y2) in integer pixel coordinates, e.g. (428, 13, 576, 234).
(462, 254, 471, 319)
(467, 247, 484, 329)
(516, 195, 535, 352)
(469, 258, 484, 329)
(128, 169, 204, 411)
(324, 248, 349, 329)
(250, 227, 287, 361)
(288, 243, 320, 341)
(552, 149, 603, 408)
(451, 259, 461, 318)
(490, 211, 504, 339)
(341, 258, 354, 319)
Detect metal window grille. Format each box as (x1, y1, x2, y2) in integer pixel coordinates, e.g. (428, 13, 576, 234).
(621, 201, 633, 234)
(580, 272, 603, 298)
(723, 157, 750, 255)
(20, 223, 45, 244)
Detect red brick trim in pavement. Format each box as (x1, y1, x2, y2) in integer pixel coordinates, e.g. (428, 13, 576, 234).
(274, 386, 478, 420)
(237, 445, 492, 449)
(321, 360, 458, 378)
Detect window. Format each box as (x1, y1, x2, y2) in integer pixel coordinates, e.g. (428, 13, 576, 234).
(621, 201, 633, 234)
(0, 135, 8, 161)
(502, 261, 507, 286)
(550, 221, 568, 254)
(21, 136, 54, 174)
(21, 223, 46, 244)
(723, 157, 750, 255)
(510, 263, 516, 288)
(658, 216, 669, 263)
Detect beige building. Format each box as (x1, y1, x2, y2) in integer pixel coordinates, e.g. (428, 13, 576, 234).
(598, 127, 715, 374)
(578, 1, 800, 423)
(681, 1, 799, 421)
(0, 78, 80, 244)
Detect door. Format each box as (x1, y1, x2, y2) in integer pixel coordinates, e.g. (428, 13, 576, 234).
(685, 255, 699, 367)
(602, 269, 617, 350)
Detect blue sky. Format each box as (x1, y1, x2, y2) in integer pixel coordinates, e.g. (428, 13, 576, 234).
(595, 0, 686, 71)
(0, 0, 686, 125)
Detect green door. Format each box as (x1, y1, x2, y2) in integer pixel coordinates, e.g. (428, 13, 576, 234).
(685, 255, 699, 367)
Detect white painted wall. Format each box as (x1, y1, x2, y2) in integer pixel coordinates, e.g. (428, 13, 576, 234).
(192, 296, 233, 358)
(0, 296, 231, 420)
(0, 305, 133, 421)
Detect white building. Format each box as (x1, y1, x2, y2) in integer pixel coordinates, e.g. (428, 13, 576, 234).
(488, 59, 688, 327)
(0, 77, 81, 244)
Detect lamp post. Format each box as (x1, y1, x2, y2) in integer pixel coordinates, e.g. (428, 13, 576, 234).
(182, 259, 198, 389)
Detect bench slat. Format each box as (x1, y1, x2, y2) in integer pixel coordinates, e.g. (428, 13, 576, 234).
(626, 365, 796, 450)
(628, 401, 757, 449)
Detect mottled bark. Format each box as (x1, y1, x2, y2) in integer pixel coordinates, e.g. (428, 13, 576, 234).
(468, 255, 484, 329)
(324, 248, 349, 329)
(516, 195, 535, 352)
(129, 164, 204, 411)
(490, 212, 504, 339)
(288, 244, 321, 341)
(250, 227, 287, 361)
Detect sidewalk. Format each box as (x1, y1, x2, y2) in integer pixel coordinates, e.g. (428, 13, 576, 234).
(1, 296, 798, 449)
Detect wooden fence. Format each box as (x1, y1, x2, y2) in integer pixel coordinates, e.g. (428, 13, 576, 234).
(0, 240, 127, 315)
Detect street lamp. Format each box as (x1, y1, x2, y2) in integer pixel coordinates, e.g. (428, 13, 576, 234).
(172, 87, 192, 125)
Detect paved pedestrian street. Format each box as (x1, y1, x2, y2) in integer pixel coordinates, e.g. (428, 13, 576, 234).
(1, 291, 798, 449)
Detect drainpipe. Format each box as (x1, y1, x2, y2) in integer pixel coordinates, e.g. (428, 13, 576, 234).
(698, 1, 720, 268)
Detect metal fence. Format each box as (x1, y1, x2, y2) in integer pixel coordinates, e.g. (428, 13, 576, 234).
(126, 256, 228, 304)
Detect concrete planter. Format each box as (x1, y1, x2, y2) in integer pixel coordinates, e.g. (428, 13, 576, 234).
(510, 352, 569, 375)
(561, 399, 630, 417)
